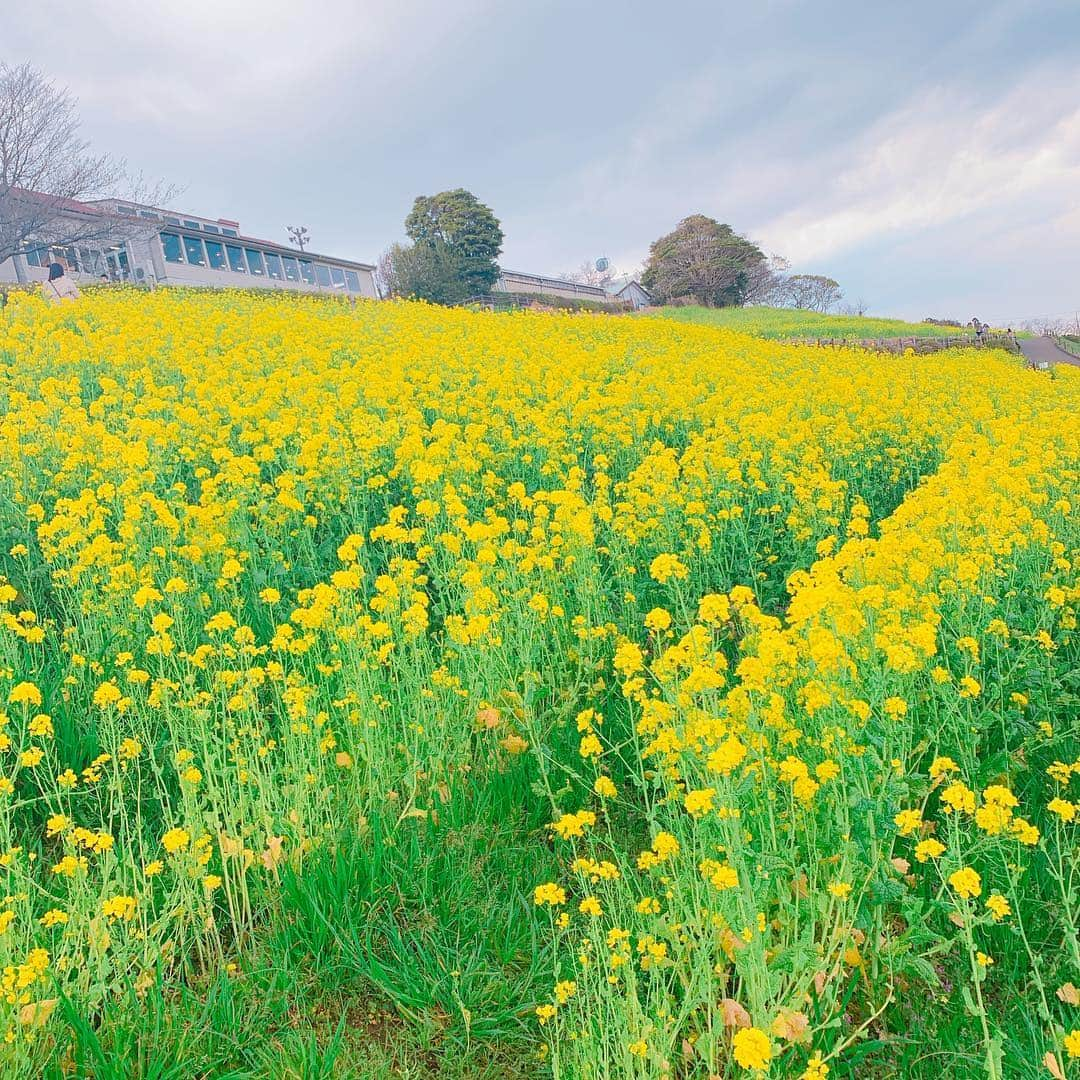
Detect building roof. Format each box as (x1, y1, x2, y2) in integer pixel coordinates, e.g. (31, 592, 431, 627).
(604, 277, 651, 297)
(6, 187, 103, 217)
(166, 220, 376, 271)
(28, 194, 375, 271)
(498, 269, 609, 298)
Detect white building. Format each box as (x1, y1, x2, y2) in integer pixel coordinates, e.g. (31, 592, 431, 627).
(1, 195, 377, 298)
(604, 277, 652, 310)
(494, 269, 613, 304)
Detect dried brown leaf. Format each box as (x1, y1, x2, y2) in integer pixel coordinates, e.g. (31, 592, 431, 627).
(1045, 1051, 1067, 1080)
(771, 1010, 810, 1044)
(18, 998, 57, 1027)
(720, 998, 751, 1029)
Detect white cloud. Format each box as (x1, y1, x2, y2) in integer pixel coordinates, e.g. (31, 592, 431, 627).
(757, 66, 1080, 262)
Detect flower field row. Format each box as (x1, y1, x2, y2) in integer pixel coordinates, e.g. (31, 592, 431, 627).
(0, 288, 1075, 1076)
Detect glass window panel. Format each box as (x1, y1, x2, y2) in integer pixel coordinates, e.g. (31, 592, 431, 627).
(117, 205, 136, 216)
(345, 270, 361, 292)
(82, 249, 105, 276)
(202, 224, 220, 234)
(106, 246, 130, 279)
(164, 216, 181, 225)
(183, 236, 206, 266)
(264, 253, 283, 280)
(183, 220, 202, 230)
(329, 266, 346, 288)
(299, 260, 315, 284)
(204, 240, 227, 270)
(221, 228, 238, 237)
(282, 256, 300, 282)
(139, 210, 158, 220)
(25, 247, 46, 267)
(226, 245, 246, 272)
(245, 248, 265, 275)
(315, 264, 331, 286)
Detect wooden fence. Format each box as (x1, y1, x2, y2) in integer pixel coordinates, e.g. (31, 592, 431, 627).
(806, 333, 1020, 355)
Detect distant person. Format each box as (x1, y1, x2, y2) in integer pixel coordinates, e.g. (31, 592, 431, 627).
(41, 261, 81, 305)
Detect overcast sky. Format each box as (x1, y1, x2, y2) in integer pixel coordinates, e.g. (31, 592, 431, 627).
(7, 1, 1080, 323)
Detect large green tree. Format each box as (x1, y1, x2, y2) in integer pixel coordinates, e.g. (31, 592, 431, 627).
(641, 215, 766, 307)
(402, 188, 504, 298)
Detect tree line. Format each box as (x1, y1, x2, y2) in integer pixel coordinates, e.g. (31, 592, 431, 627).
(379, 201, 848, 313)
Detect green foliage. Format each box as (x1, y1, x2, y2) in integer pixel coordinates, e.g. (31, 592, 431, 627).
(401, 188, 504, 299)
(383, 240, 473, 306)
(641, 214, 765, 307)
(275, 782, 558, 1050)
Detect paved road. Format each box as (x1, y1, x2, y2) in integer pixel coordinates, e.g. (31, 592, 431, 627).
(1019, 335, 1080, 368)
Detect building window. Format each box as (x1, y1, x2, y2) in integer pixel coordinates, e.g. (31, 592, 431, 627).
(221, 228, 238, 237)
(315, 263, 331, 287)
(264, 253, 284, 280)
(164, 216, 181, 225)
(205, 240, 227, 270)
(245, 248, 265, 275)
(24, 246, 47, 267)
(330, 266, 346, 289)
(202, 224, 220, 234)
(226, 245, 246, 272)
(139, 210, 158, 220)
(160, 234, 183, 263)
(299, 259, 315, 284)
(106, 245, 130, 280)
(183, 220, 202, 230)
(282, 256, 300, 282)
(345, 270, 361, 293)
(117, 205, 136, 216)
(183, 236, 206, 266)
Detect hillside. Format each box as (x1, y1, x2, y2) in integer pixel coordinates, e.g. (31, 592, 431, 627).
(0, 289, 1076, 1078)
(655, 304, 974, 340)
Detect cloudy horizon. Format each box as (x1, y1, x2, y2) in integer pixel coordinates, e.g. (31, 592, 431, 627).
(7, 0, 1079, 324)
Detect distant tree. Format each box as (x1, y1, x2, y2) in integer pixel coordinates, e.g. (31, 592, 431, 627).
(742, 253, 790, 306)
(0, 61, 174, 273)
(782, 274, 843, 313)
(641, 215, 766, 307)
(839, 297, 870, 316)
(562, 259, 617, 288)
(404, 188, 503, 296)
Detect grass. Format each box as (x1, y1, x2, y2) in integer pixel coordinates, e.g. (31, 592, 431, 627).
(652, 304, 976, 340)
(1058, 334, 1080, 359)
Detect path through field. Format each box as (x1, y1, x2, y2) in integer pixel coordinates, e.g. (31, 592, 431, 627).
(1019, 334, 1080, 367)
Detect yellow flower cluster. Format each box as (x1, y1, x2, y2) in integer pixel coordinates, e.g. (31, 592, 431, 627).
(0, 288, 1075, 1075)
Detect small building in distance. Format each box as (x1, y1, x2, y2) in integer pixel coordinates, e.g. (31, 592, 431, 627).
(604, 277, 652, 310)
(1, 195, 377, 298)
(494, 269, 613, 305)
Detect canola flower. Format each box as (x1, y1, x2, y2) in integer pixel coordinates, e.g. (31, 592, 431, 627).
(0, 287, 1074, 1076)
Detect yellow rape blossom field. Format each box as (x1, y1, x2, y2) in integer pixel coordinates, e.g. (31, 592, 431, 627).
(0, 288, 1077, 1078)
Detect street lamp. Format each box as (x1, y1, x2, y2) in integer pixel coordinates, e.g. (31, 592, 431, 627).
(287, 225, 310, 252)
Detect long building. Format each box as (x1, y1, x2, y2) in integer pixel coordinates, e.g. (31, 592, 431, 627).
(494, 269, 613, 304)
(1, 194, 377, 298)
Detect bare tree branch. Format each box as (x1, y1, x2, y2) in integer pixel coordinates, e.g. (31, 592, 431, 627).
(561, 259, 617, 288)
(0, 62, 177, 267)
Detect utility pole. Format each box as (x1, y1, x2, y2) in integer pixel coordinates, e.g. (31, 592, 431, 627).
(287, 225, 310, 252)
